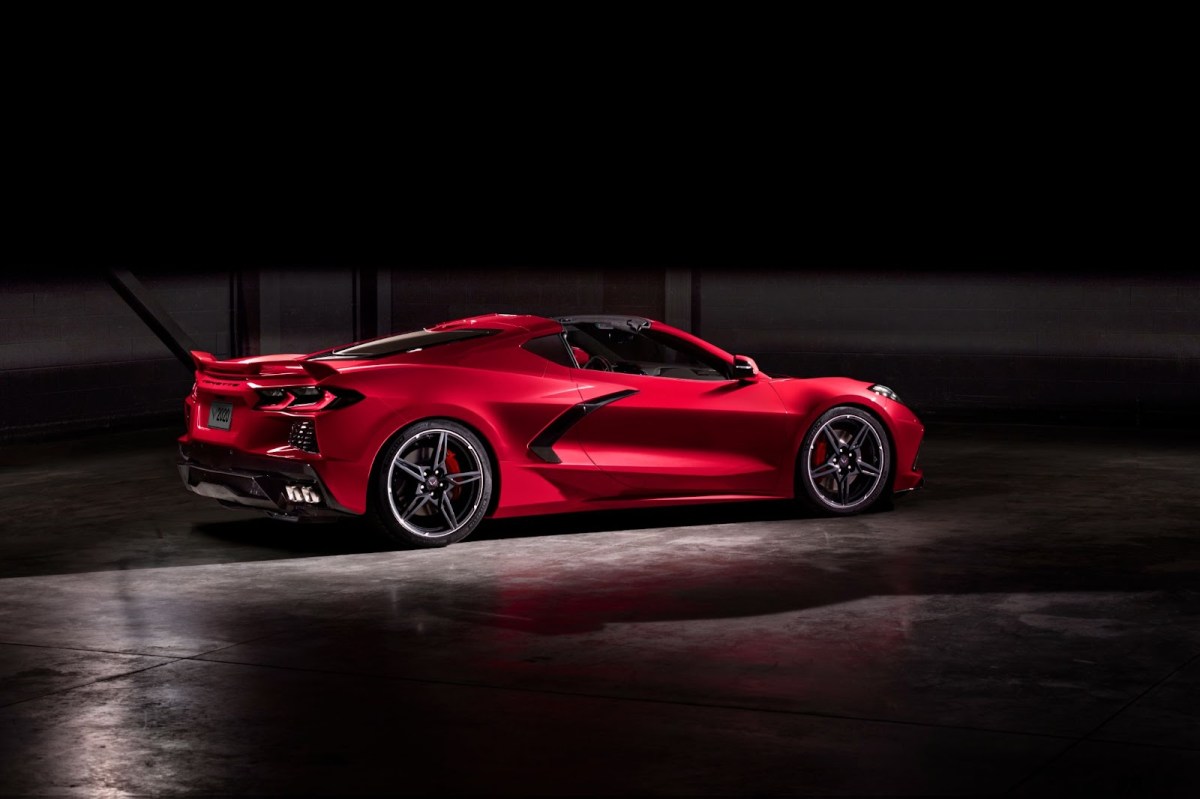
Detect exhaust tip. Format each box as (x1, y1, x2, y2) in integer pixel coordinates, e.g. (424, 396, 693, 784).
(284, 484, 321, 504)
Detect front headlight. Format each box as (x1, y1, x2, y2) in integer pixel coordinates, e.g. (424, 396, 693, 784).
(870, 384, 901, 404)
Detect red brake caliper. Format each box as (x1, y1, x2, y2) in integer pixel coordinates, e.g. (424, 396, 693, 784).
(445, 450, 462, 500)
(813, 439, 827, 469)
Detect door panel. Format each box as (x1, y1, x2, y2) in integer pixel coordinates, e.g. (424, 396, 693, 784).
(568, 371, 791, 496)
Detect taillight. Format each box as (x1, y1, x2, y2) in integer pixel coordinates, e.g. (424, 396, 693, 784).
(254, 386, 363, 411)
(288, 386, 324, 405)
(256, 388, 289, 408)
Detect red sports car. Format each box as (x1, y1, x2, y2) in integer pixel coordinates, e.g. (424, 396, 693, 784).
(178, 314, 924, 547)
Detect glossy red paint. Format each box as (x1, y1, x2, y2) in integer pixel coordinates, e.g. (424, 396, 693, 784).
(178, 313, 924, 543)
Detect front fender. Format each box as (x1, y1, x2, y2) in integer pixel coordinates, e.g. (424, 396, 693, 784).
(767, 377, 925, 496)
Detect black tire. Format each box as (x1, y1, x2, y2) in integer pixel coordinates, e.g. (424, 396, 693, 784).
(371, 419, 493, 548)
(798, 406, 891, 515)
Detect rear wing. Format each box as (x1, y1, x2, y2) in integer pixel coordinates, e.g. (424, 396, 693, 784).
(189, 350, 337, 380)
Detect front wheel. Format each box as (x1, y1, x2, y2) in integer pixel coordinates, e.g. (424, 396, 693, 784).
(798, 406, 891, 515)
(371, 419, 493, 548)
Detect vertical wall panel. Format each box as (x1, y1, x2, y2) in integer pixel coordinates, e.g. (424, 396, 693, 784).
(259, 268, 354, 354)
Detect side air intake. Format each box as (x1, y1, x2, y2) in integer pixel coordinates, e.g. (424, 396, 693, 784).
(289, 420, 318, 453)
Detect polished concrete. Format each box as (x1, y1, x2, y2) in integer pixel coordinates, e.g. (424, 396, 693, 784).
(0, 422, 1197, 796)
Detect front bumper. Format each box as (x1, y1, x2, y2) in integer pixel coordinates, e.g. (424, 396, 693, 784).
(177, 441, 357, 520)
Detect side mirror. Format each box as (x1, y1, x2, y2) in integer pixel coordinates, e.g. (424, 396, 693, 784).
(732, 355, 759, 381)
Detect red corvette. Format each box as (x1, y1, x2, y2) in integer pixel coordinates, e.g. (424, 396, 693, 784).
(178, 314, 924, 547)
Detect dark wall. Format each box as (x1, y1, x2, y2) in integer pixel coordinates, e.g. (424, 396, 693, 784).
(0, 274, 231, 438)
(700, 270, 1200, 426)
(3, 267, 1195, 439)
(0, 267, 666, 439)
(257, 268, 355, 355)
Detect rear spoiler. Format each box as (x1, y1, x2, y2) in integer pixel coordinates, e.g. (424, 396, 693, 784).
(190, 350, 338, 380)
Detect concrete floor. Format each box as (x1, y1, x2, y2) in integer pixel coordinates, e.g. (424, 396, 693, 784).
(0, 422, 1197, 796)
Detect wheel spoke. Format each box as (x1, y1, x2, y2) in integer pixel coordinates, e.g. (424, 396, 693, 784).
(858, 461, 881, 478)
(440, 493, 459, 529)
(822, 426, 841, 452)
(849, 422, 872, 450)
(400, 493, 432, 522)
(393, 458, 424, 483)
(446, 470, 482, 486)
(810, 462, 839, 479)
(431, 431, 449, 471)
(838, 474, 850, 505)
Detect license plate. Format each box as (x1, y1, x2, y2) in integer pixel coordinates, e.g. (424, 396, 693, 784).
(207, 401, 233, 430)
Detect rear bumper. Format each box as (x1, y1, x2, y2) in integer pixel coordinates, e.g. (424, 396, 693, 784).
(177, 442, 358, 519)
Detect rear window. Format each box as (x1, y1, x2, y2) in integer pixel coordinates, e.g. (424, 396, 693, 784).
(522, 334, 574, 367)
(314, 329, 498, 359)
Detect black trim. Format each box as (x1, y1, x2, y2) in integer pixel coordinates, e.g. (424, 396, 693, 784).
(106, 268, 199, 372)
(315, 328, 499, 359)
(177, 441, 357, 518)
(553, 315, 651, 332)
(529, 389, 638, 463)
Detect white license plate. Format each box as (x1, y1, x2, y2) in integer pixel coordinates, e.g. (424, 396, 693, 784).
(207, 401, 233, 430)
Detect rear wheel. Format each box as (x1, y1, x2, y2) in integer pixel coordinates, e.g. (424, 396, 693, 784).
(371, 419, 492, 548)
(798, 406, 891, 515)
